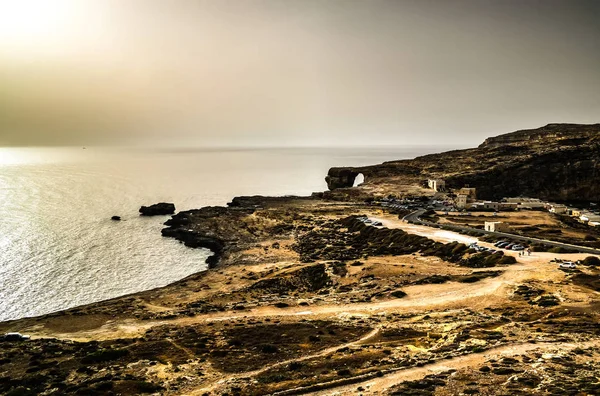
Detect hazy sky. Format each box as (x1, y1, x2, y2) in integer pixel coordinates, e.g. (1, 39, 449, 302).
(0, 0, 598, 147)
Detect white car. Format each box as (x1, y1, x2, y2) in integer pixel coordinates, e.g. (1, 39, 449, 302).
(558, 262, 576, 269)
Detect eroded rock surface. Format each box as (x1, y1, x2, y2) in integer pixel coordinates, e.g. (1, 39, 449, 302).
(327, 123, 600, 202)
(139, 202, 176, 216)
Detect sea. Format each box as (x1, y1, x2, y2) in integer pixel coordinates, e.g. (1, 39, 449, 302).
(0, 146, 448, 321)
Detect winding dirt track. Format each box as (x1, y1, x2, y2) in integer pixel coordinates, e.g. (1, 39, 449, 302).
(27, 219, 599, 395)
(47, 250, 564, 343)
(307, 340, 600, 395)
(191, 327, 382, 395)
(45, 262, 524, 342)
(42, 218, 591, 343)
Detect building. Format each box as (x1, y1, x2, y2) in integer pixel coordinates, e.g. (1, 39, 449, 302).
(482, 201, 501, 211)
(580, 213, 600, 223)
(427, 179, 446, 192)
(485, 221, 511, 232)
(458, 187, 477, 200)
(569, 209, 582, 218)
(505, 197, 545, 210)
(499, 202, 519, 210)
(549, 204, 568, 214)
(456, 194, 468, 209)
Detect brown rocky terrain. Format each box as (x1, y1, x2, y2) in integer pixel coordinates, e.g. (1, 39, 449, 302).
(1, 124, 600, 395)
(326, 123, 600, 202)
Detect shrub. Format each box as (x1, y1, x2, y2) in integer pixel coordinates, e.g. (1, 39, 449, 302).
(259, 344, 279, 353)
(82, 348, 129, 364)
(451, 243, 468, 255)
(134, 381, 163, 393)
(289, 361, 303, 370)
(530, 244, 549, 252)
(498, 256, 517, 265)
(583, 256, 600, 266)
(548, 246, 576, 254)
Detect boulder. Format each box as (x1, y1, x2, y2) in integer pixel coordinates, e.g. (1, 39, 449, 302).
(139, 203, 176, 216)
(111, 216, 121, 221)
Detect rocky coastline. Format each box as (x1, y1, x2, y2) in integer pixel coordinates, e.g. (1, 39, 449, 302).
(2, 124, 600, 395)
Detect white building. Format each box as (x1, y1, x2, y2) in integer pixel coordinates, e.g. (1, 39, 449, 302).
(580, 212, 600, 223)
(485, 221, 511, 232)
(549, 204, 568, 214)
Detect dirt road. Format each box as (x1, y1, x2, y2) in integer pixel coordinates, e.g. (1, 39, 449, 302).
(308, 340, 600, 395)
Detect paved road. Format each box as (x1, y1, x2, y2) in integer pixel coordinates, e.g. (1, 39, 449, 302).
(402, 209, 600, 256)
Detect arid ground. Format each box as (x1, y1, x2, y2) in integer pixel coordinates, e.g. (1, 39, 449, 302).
(2, 197, 600, 395)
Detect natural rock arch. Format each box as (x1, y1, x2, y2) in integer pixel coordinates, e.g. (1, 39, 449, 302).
(353, 173, 365, 187)
(326, 168, 367, 190)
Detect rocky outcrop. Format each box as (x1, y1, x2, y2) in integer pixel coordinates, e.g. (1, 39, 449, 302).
(161, 208, 235, 268)
(139, 202, 176, 216)
(325, 123, 600, 202)
(325, 168, 361, 190)
(161, 226, 225, 268)
(160, 204, 270, 268)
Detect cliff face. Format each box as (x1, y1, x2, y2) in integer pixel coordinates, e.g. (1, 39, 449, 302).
(479, 123, 600, 148)
(326, 123, 600, 202)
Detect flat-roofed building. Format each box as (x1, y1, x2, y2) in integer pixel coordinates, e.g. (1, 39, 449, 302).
(456, 194, 468, 209)
(500, 202, 519, 210)
(580, 213, 600, 223)
(458, 187, 477, 200)
(505, 197, 545, 210)
(549, 204, 568, 214)
(485, 221, 511, 232)
(482, 201, 501, 210)
(570, 209, 582, 217)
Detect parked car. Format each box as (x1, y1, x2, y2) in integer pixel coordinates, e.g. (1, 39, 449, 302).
(372, 221, 383, 226)
(1, 333, 30, 342)
(364, 219, 372, 224)
(504, 243, 515, 249)
(494, 241, 507, 247)
(559, 262, 577, 269)
(497, 242, 510, 248)
(512, 245, 525, 251)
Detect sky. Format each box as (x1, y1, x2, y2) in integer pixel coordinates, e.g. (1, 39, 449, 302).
(0, 0, 598, 147)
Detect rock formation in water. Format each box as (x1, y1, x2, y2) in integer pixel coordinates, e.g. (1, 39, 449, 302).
(326, 123, 600, 202)
(139, 202, 176, 216)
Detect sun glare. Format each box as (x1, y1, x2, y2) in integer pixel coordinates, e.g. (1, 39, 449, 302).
(0, 0, 78, 54)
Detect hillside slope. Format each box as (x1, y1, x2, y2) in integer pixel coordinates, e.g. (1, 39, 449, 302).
(326, 123, 600, 202)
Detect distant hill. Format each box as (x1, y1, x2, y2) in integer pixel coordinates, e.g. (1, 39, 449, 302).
(326, 123, 600, 202)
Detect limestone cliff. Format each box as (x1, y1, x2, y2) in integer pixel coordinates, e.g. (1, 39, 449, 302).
(326, 123, 600, 202)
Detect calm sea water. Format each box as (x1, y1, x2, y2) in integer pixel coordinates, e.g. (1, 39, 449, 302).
(0, 146, 447, 321)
